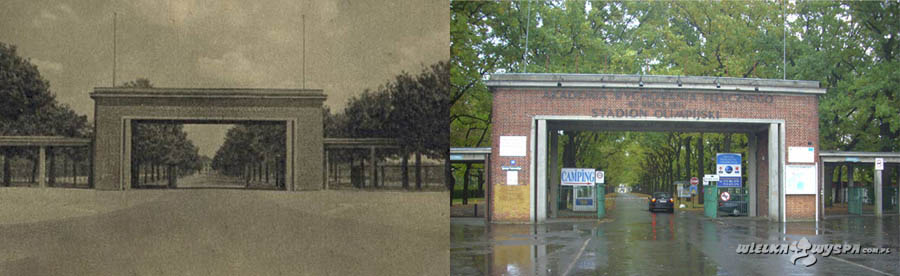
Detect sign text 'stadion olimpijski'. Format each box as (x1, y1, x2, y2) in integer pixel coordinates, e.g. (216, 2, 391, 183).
(541, 90, 775, 120)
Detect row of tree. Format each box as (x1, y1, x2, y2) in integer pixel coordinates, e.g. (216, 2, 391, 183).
(211, 124, 286, 188)
(0, 42, 92, 186)
(451, 1, 900, 196)
(323, 61, 450, 189)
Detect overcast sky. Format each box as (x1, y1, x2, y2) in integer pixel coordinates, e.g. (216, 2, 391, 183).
(0, 0, 448, 157)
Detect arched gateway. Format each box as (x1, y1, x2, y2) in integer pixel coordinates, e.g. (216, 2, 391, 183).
(91, 87, 325, 191)
(486, 74, 826, 223)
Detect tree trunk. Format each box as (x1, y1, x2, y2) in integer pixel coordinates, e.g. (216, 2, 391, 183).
(697, 133, 705, 204)
(684, 137, 692, 179)
(463, 163, 472, 205)
(30, 154, 37, 184)
(48, 148, 56, 186)
(167, 165, 177, 188)
(401, 152, 409, 189)
(73, 159, 78, 186)
(835, 165, 843, 203)
(265, 159, 270, 184)
(132, 160, 141, 187)
(2, 149, 10, 187)
(723, 133, 732, 153)
(477, 170, 484, 195)
(415, 152, 422, 189)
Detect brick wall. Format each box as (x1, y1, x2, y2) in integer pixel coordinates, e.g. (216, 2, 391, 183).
(490, 87, 819, 222)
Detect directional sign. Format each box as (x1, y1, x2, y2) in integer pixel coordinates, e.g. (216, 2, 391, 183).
(720, 191, 731, 202)
(561, 168, 595, 186)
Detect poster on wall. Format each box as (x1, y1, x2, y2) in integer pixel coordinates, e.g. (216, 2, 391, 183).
(506, 171, 518, 185)
(788, 147, 815, 163)
(499, 136, 527, 157)
(785, 164, 817, 195)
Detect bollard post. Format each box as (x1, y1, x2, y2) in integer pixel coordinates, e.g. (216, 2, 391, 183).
(596, 184, 605, 219)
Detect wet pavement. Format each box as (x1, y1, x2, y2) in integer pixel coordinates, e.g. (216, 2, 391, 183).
(451, 193, 900, 275)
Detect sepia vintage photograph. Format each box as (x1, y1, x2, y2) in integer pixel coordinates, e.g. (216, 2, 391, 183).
(1, 0, 449, 275)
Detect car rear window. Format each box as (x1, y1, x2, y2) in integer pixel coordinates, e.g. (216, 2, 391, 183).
(653, 192, 670, 198)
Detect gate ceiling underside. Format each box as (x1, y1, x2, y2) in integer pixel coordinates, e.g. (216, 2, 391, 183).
(549, 119, 770, 133)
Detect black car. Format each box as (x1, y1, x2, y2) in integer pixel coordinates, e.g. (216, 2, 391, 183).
(718, 194, 748, 216)
(649, 192, 674, 213)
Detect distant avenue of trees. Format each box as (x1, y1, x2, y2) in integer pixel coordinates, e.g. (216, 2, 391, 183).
(212, 61, 450, 189)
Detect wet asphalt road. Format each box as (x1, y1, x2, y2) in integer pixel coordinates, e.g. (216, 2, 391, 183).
(451, 193, 900, 275)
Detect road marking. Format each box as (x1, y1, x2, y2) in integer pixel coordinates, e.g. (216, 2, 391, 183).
(562, 237, 592, 276)
(830, 256, 893, 276)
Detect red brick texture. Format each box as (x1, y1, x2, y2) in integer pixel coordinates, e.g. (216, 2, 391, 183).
(490, 87, 820, 222)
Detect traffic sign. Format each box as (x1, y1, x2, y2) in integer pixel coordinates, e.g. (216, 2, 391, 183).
(690, 177, 699, 185)
(720, 191, 731, 201)
(875, 158, 884, 171)
(595, 170, 605, 184)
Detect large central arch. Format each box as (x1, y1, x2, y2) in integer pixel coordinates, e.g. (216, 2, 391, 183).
(91, 87, 326, 191)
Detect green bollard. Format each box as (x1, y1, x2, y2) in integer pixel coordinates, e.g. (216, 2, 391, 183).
(704, 185, 718, 218)
(596, 184, 605, 219)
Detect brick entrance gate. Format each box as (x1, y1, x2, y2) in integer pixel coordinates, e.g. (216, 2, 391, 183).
(486, 74, 825, 223)
(91, 87, 326, 191)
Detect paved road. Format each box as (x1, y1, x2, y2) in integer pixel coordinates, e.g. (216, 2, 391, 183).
(451, 193, 900, 275)
(0, 174, 449, 275)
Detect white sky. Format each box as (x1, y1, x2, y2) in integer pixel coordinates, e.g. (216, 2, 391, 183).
(1, 0, 448, 156)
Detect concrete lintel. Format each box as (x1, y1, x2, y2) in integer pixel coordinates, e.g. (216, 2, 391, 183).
(487, 73, 826, 94)
(91, 87, 326, 100)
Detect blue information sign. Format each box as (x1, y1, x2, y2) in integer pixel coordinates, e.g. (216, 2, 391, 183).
(716, 153, 742, 188)
(716, 153, 741, 165)
(718, 177, 742, 188)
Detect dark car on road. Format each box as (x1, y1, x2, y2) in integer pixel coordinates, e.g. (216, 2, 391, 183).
(648, 192, 674, 213)
(718, 194, 748, 216)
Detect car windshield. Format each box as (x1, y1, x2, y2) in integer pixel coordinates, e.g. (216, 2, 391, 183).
(653, 192, 670, 198)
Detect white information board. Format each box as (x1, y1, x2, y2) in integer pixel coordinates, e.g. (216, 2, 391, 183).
(788, 147, 815, 163)
(499, 136, 527, 157)
(506, 171, 518, 185)
(785, 164, 817, 195)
